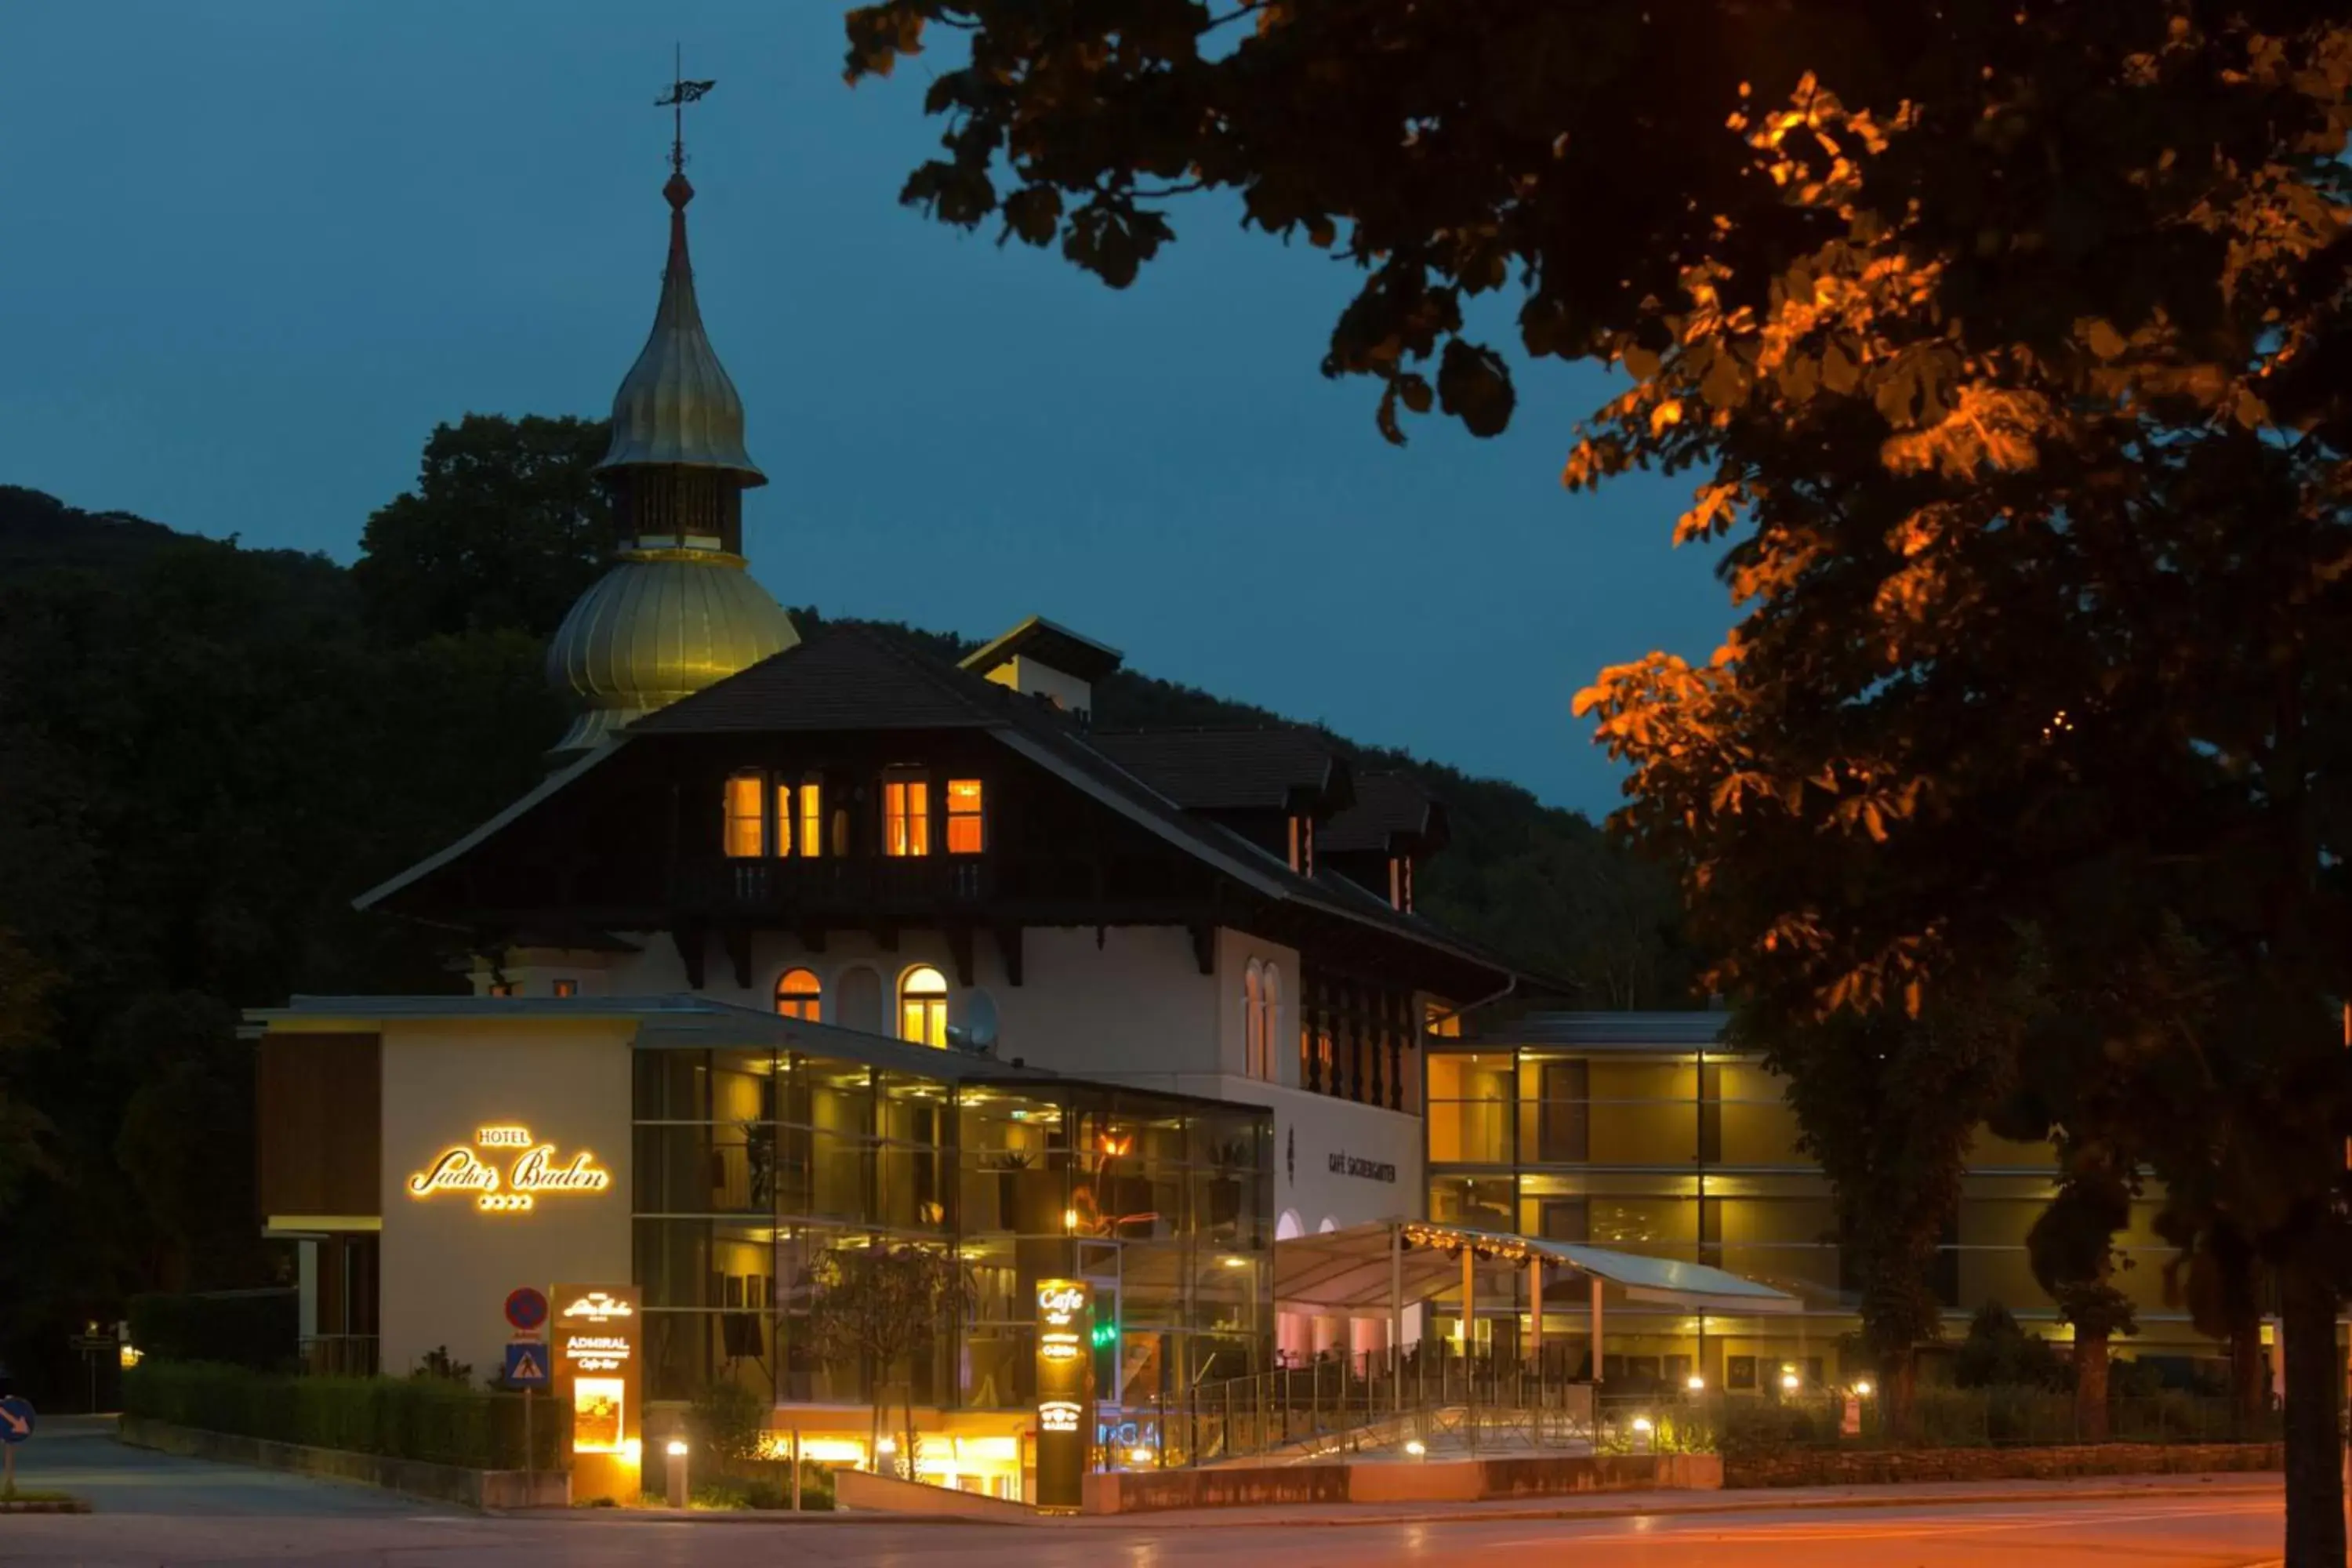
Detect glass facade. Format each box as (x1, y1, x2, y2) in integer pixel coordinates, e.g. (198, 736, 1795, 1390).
(1426, 1028, 2212, 1389)
(632, 1044, 1274, 1410)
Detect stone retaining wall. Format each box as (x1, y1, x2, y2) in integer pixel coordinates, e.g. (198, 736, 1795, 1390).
(118, 1415, 569, 1510)
(1083, 1451, 1722, 1515)
(1726, 1441, 2284, 1490)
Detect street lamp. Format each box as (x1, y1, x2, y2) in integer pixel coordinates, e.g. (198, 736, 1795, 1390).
(665, 1438, 689, 1505)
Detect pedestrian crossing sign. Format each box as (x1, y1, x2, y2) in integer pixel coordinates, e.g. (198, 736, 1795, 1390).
(504, 1341, 550, 1388)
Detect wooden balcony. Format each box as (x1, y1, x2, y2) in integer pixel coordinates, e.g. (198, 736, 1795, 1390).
(673, 855, 994, 920)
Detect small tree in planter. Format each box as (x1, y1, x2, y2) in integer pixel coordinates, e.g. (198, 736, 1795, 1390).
(802, 1243, 976, 1480)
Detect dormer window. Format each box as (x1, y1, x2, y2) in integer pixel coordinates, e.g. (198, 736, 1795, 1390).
(1389, 855, 1414, 913)
(1288, 814, 1315, 877)
(724, 771, 766, 858)
(884, 775, 932, 857)
(946, 779, 985, 854)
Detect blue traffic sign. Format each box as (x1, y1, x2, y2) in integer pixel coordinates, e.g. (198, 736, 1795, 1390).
(504, 1287, 548, 1332)
(0, 1396, 34, 1445)
(503, 1342, 550, 1388)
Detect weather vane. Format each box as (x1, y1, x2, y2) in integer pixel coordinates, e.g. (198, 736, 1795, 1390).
(655, 45, 716, 178)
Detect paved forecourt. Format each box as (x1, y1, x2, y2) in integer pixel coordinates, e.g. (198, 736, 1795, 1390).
(0, 1426, 2290, 1568)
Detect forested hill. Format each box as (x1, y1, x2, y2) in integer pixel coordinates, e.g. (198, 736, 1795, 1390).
(0, 423, 1689, 1399)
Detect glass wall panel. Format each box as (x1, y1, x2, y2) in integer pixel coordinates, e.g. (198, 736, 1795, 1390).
(636, 1044, 1273, 1417)
(1427, 1054, 1515, 1163)
(1517, 1054, 1590, 1163)
(1587, 1060, 1697, 1164)
(1712, 1062, 1803, 1166)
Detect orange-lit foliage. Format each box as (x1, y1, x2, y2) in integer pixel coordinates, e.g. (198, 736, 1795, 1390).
(849, 6, 2352, 1547)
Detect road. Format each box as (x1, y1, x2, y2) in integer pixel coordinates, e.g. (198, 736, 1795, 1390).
(0, 1419, 2292, 1566)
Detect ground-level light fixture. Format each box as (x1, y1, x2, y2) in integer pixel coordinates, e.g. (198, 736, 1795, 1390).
(1686, 1374, 1704, 1392)
(1780, 1370, 1801, 1392)
(1404, 1439, 1428, 1458)
(665, 1439, 689, 1457)
(1632, 1417, 1654, 1434)
(1853, 1380, 1875, 1397)
(1128, 1446, 1155, 1466)
(877, 1436, 897, 1454)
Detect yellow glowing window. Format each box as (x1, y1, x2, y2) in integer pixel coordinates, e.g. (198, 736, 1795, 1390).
(899, 965, 948, 1048)
(771, 785, 793, 856)
(572, 1376, 626, 1454)
(487, 982, 514, 999)
(553, 979, 578, 998)
(945, 779, 985, 855)
(884, 778, 931, 857)
(799, 778, 823, 858)
(775, 967, 822, 1022)
(724, 772, 765, 858)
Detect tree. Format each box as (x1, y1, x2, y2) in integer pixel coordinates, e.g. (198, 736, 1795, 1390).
(840, 8, 2352, 1558)
(0, 928, 59, 1214)
(352, 414, 612, 644)
(1739, 991, 2017, 1439)
(2024, 1168, 2138, 1439)
(801, 1243, 976, 1479)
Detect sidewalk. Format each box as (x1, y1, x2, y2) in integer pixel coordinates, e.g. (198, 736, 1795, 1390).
(500, 1468, 2281, 1528)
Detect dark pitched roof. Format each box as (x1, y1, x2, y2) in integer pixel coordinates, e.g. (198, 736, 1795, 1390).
(626, 622, 1004, 733)
(1320, 773, 1448, 855)
(362, 624, 1523, 990)
(1088, 728, 1351, 814)
(960, 615, 1125, 684)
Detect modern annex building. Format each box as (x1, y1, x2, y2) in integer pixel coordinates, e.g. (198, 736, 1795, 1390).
(1427, 1012, 2226, 1387)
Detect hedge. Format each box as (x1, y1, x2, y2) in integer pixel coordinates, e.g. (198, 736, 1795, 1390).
(125, 1361, 560, 1472)
(126, 1292, 298, 1372)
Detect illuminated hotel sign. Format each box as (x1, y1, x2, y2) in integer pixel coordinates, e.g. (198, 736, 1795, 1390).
(1033, 1278, 1094, 1513)
(404, 1125, 611, 1214)
(554, 1283, 641, 1504)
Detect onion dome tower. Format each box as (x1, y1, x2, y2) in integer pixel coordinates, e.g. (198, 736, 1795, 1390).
(546, 77, 796, 760)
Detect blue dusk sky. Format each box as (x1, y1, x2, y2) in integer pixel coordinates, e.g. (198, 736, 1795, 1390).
(1, 2, 1734, 819)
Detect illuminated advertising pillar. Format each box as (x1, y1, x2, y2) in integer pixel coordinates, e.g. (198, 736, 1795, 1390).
(553, 1283, 641, 1504)
(1033, 1279, 1094, 1512)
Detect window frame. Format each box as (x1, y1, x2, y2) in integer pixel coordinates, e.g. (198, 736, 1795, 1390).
(775, 967, 823, 1022)
(898, 964, 949, 1047)
(883, 773, 933, 858)
(723, 769, 768, 858)
(944, 777, 985, 855)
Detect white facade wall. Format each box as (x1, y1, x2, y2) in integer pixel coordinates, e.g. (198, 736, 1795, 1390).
(377, 1019, 634, 1381)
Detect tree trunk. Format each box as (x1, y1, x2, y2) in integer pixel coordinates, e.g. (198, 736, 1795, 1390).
(903, 1383, 919, 1484)
(2229, 1318, 2267, 1435)
(1880, 1346, 1917, 1444)
(2278, 1253, 2344, 1567)
(2073, 1330, 2109, 1443)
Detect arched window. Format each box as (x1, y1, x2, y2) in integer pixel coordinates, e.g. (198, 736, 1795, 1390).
(898, 965, 949, 1048)
(1243, 961, 1264, 1080)
(1258, 965, 1282, 1080)
(775, 968, 822, 1022)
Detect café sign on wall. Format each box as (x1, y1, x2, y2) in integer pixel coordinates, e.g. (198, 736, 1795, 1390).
(405, 1124, 611, 1214)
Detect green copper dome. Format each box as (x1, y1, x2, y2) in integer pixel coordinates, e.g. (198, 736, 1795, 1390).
(545, 550, 796, 756)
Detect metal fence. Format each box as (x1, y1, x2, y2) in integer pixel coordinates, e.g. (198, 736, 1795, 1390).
(1134, 1346, 1610, 1467)
(1131, 1357, 2279, 1468)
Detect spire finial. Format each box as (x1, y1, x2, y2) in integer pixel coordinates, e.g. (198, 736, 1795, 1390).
(655, 51, 716, 202)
